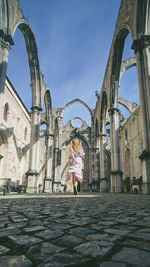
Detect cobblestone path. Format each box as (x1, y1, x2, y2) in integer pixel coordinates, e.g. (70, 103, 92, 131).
(0, 193, 150, 266)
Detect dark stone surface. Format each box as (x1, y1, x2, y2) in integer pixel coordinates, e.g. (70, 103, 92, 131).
(112, 247, 150, 266)
(0, 193, 149, 266)
(7, 235, 42, 247)
(27, 242, 65, 262)
(39, 252, 90, 267)
(0, 245, 10, 256)
(0, 255, 32, 266)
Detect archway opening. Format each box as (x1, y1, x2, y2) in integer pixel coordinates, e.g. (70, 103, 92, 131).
(63, 102, 91, 127)
(7, 28, 31, 110)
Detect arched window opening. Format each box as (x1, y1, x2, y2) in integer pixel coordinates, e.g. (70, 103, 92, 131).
(119, 34, 139, 117)
(63, 102, 91, 127)
(3, 103, 9, 121)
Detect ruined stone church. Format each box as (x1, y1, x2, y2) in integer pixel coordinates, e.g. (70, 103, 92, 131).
(0, 0, 150, 194)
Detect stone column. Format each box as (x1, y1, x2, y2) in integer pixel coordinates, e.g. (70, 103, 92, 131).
(44, 133, 53, 193)
(0, 35, 12, 119)
(99, 133, 108, 192)
(90, 117, 95, 187)
(26, 106, 41, 193)
(109, 108, 123, 192)
(132, 35, 150, 193)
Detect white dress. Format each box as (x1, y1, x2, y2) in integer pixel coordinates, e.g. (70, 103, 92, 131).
(66, 148, 85, 182)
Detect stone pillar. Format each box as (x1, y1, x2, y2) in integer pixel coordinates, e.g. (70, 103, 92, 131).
(99, 133, 108, 192)
(53, 147, 62, 192)
(44, 133, 53, 193)
(109, 108, 123, 192)
(0, 35, 12, 119)
(132, 35, 150, 193)
(26, 106, 41, 193)
(90, 117, 95, 186)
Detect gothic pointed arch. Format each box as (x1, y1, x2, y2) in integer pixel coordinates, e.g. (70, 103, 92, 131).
(61, 98, 93, 119)
(12, 19, 42, 108)
(120, 57, 136, 80)
(110, 27, 131, 107)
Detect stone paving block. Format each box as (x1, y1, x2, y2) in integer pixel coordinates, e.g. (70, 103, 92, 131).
(23, 225, 47, 233)
(69, 227, 95, 238)
(86, 233, 109, 242)
(74, 241, 111, 258)
(112, 247, 150, 266)
(7, 235, 42, 247)
(7, 222, 28, 229)
(0, 245, 10, 256)
(131, 220, 150, 227)
(27, 242, 65, 262)
(28, 219, 43, 226)
(99, 262, 126, 267)
(70, 217, 92, 226)
(39, 252, 90, 267)
(0, 255, 32, 266)
(48, 223, 71, 231)
(104, 228, 131, 236)
(10, 216, 29, 223)
(122, 238, 150, 252)
(127, 232, 150, 241)
(34, 229, 64, 240)
(89, 224, 104, 231)
(0, 228, 21, 238)
(136, 228, 150, 233)
(55, 234, 83, 248)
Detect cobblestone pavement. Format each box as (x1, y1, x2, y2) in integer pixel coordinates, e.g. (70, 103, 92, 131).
(0, 193, 150, 267)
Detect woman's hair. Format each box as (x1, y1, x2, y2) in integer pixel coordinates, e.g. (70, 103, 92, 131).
(72, 138, 82, 151)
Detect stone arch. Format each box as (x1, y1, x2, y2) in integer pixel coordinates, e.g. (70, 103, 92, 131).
(110, 27, 132, 107)
(118, 97, 138, 114)
(120, 57, 136, 80)
(61, 98, 93, 119)
(12, 19, 42, 107)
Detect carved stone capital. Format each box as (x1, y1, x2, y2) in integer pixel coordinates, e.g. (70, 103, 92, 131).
(110, 170, 123, 175)
(26, 169, 39, 176)
(31, 106, 42, 112)
(108, 107, 119, 115)
(132, 35, 150, 53)
(99, 133, 107, 137)
(139, 149, 150, 160)
(0, 31, 14, 48)
(45, 133, 54, 137)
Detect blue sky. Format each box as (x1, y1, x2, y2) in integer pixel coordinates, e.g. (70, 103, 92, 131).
(7, 0, 139, 125)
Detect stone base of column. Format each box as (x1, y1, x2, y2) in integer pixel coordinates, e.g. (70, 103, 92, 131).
(139, 150, 150, 194)
(100, 178, 109, 192)
(44, 178, 52, 193)
(110, 170, 123, 193)
(53, 181, 61, 193)
(26, 170, 39, 193)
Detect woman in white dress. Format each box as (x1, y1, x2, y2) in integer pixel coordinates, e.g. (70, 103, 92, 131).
(66, 138, 85, 195)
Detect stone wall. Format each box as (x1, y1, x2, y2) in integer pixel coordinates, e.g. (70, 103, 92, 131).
(120, 106, 143, 180)
(0, 78, 31, 190)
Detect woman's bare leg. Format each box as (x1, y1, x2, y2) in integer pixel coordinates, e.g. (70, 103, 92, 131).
(72, 173, 77, 195)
